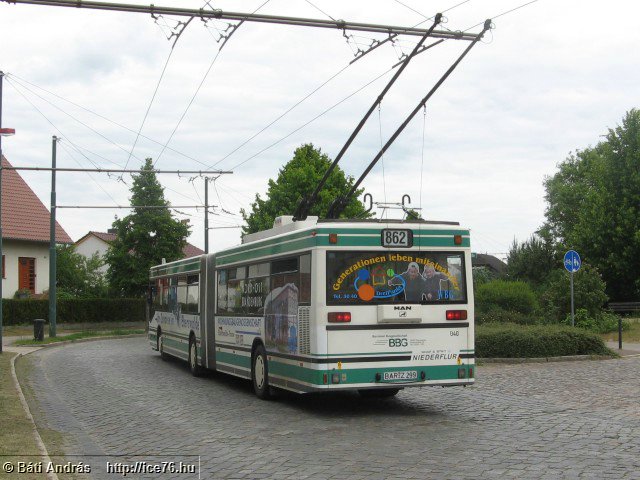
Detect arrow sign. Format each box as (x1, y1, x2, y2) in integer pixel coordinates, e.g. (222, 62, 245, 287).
(564, 250, 581, 273)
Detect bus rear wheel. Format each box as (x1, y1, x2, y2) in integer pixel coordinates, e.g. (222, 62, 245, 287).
(189, 336, 203, 377)
(358, 388, 401, 399)
(252, 345, 273, 400)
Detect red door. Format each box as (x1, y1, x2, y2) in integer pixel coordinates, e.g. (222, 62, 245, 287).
(18, 257, 36, 293)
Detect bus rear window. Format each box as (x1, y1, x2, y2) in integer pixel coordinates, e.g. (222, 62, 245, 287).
(326, 251, 466, 305)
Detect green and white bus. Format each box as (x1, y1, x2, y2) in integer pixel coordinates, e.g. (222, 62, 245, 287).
(148, 216, 475, 399)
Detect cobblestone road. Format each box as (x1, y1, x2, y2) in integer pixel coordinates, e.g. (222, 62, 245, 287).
(18, 338, 640, 479)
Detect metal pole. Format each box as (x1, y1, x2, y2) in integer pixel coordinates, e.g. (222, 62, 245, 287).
(204, 177, 209, 254)
(49, 136, 58, 338)
(618, 317, 622, 350)
(1, 0, 479, 41)
(570, 270, 575, 327)
(0, 71, 4, 353)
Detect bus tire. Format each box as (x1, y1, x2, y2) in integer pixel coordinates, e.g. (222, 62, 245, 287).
(158, 330, 168, 361)
(189, 335, 203, 377)
(358, 388, 400, 399)
(252, 345, 273, 400)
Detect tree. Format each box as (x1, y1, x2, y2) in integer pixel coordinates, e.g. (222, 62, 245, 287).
(106, 158, 189, 297)
(241, 144, 372, 234)
(543, 109, 640, 300)
(56, 245, 108, 298)
(506, 233, 557, 288)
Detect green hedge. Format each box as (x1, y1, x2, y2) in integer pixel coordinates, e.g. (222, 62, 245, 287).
(475, 280, 538, 315)
(476, 323, 612, 358)
(1, 299, 145, 325)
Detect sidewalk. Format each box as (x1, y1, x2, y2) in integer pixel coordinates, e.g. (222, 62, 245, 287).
(606, 340, 640, 357)
(2, 335, 46, 354)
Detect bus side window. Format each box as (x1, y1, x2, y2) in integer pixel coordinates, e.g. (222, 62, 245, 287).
(168, 277, 178, 311)
(217, 270, 228, 313)
(299, 254, 311, 304)
(187, 275, 199, 314)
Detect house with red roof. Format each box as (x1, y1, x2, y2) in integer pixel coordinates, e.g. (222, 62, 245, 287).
(1, 157, 72, 298)
(75, 230, 204, 274)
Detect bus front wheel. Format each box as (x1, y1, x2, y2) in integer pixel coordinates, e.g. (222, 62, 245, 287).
(189, 336, 203, 377)
(158, 330, 167, 361)
(252, 345, 273, 400)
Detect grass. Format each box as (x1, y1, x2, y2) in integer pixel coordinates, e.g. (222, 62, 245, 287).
(4, 321, 145, 337)
(601, 317, 640, 343)
(0, 352, 50, 480)
(14, 329, 145, 346)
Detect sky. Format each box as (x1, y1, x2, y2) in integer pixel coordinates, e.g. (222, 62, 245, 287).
(0, 0, 638, 261)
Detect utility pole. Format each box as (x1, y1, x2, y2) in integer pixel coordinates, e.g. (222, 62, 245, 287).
(204, 177, 209, 254)
(0, 72, 4, 353)
(49, 136, 58, 338)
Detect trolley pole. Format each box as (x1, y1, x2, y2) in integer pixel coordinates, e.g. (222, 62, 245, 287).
(204, 177, 209, 254)
(49, 136, 58, 338)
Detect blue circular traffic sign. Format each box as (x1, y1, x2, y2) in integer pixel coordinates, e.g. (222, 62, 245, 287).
(564, 250, 581, 273)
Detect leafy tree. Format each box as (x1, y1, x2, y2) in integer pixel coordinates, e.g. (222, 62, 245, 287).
(106, 158, 189, 297)
(540, 263, 608, 322)
(543, 109, 640, 300)
(56, 245, 108, 298)
(506, 233, 557, 288)
(241, 144, 372, 234)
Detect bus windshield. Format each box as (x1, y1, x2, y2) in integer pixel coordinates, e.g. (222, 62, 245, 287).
(326, 250, 467, 305)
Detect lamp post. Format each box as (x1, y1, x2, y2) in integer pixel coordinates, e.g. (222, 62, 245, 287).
(0, 70, 17, 354)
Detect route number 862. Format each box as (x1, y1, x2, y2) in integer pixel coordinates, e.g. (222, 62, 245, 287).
(381, 229, 412, 248)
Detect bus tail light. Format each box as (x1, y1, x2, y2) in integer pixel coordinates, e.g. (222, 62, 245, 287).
(469, 367, 474, 378)
(454, 234, 463, 245)
(446, 310, 467, 321)
(328, 312, 351, 323)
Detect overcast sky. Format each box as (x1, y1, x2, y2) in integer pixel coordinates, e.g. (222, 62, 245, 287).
(1, 0, 638, 260)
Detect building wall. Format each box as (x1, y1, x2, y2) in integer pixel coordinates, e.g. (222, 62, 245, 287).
(75, 236, 109, 275)
(2, 240, 50, 299)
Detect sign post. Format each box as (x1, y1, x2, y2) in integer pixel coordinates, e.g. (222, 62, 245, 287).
(564, 250, 581, 327)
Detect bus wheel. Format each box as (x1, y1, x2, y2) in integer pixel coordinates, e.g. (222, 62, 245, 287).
(158, 330, 167, 361)
(189, 336, 203, 377)
(252, 345, 273, 400)
(358, 388, 400, 399)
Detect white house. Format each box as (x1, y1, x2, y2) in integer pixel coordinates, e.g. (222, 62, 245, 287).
(1, 156, 73, 298)
(75, 230, 204, 274)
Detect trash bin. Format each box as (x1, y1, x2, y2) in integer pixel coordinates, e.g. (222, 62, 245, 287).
(34, 319, 45, 341)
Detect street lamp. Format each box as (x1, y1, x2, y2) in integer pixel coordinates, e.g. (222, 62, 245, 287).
(0, 69, 17, 354)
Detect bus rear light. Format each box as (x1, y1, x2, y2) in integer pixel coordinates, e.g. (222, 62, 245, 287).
(331, 373, 340, 384)
(446, 310, 467, 321)
(458, 368, 466, 379)
(323, 373, 328, 384)
(328, 312, 351, 323)
(454, 234, 463, 245)
(329, 233, 338, 244)
(469, 367, 474, 378)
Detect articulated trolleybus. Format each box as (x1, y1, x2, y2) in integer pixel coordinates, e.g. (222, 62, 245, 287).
(148, 216, 475, 399)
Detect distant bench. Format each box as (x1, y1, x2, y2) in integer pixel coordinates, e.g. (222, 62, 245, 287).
(608, 302, 640, 313)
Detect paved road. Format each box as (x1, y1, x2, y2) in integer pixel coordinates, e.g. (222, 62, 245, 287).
(18, 338, 640, 480)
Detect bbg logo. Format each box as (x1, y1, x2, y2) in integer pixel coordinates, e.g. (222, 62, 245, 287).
(389, 338, 408, 347)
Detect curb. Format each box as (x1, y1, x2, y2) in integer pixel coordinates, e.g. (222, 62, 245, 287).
(10, 333, 145, 349)
(10, 352, 59, 480)
(479, 354, 618, 364)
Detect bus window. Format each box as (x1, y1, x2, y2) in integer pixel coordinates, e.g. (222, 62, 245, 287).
(186, 275, 199, 313)
(177, 276, 188, 311)
(217, 270, 229, 313)
(227, 267, 246, 313)
(245, 263, 269, 315)
(299, 254, 311, 304)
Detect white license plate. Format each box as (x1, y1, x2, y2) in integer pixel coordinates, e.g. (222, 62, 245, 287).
(383, 370, 418, 381)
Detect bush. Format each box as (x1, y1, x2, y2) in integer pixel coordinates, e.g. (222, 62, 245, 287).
(540, 263, 608, 322)
(1, 298, 145, 326)
(476, 323, 612, 358)
(562, 308, 630, 334)
(475, 280, 538, 315)
(476, 307, 538, 325)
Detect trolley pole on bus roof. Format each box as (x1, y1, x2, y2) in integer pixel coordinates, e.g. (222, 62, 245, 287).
(49, 136, 58, 338)
(204, 177, 209, 254)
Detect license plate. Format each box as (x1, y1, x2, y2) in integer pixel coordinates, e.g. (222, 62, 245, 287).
(383, 370, 417, 381)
